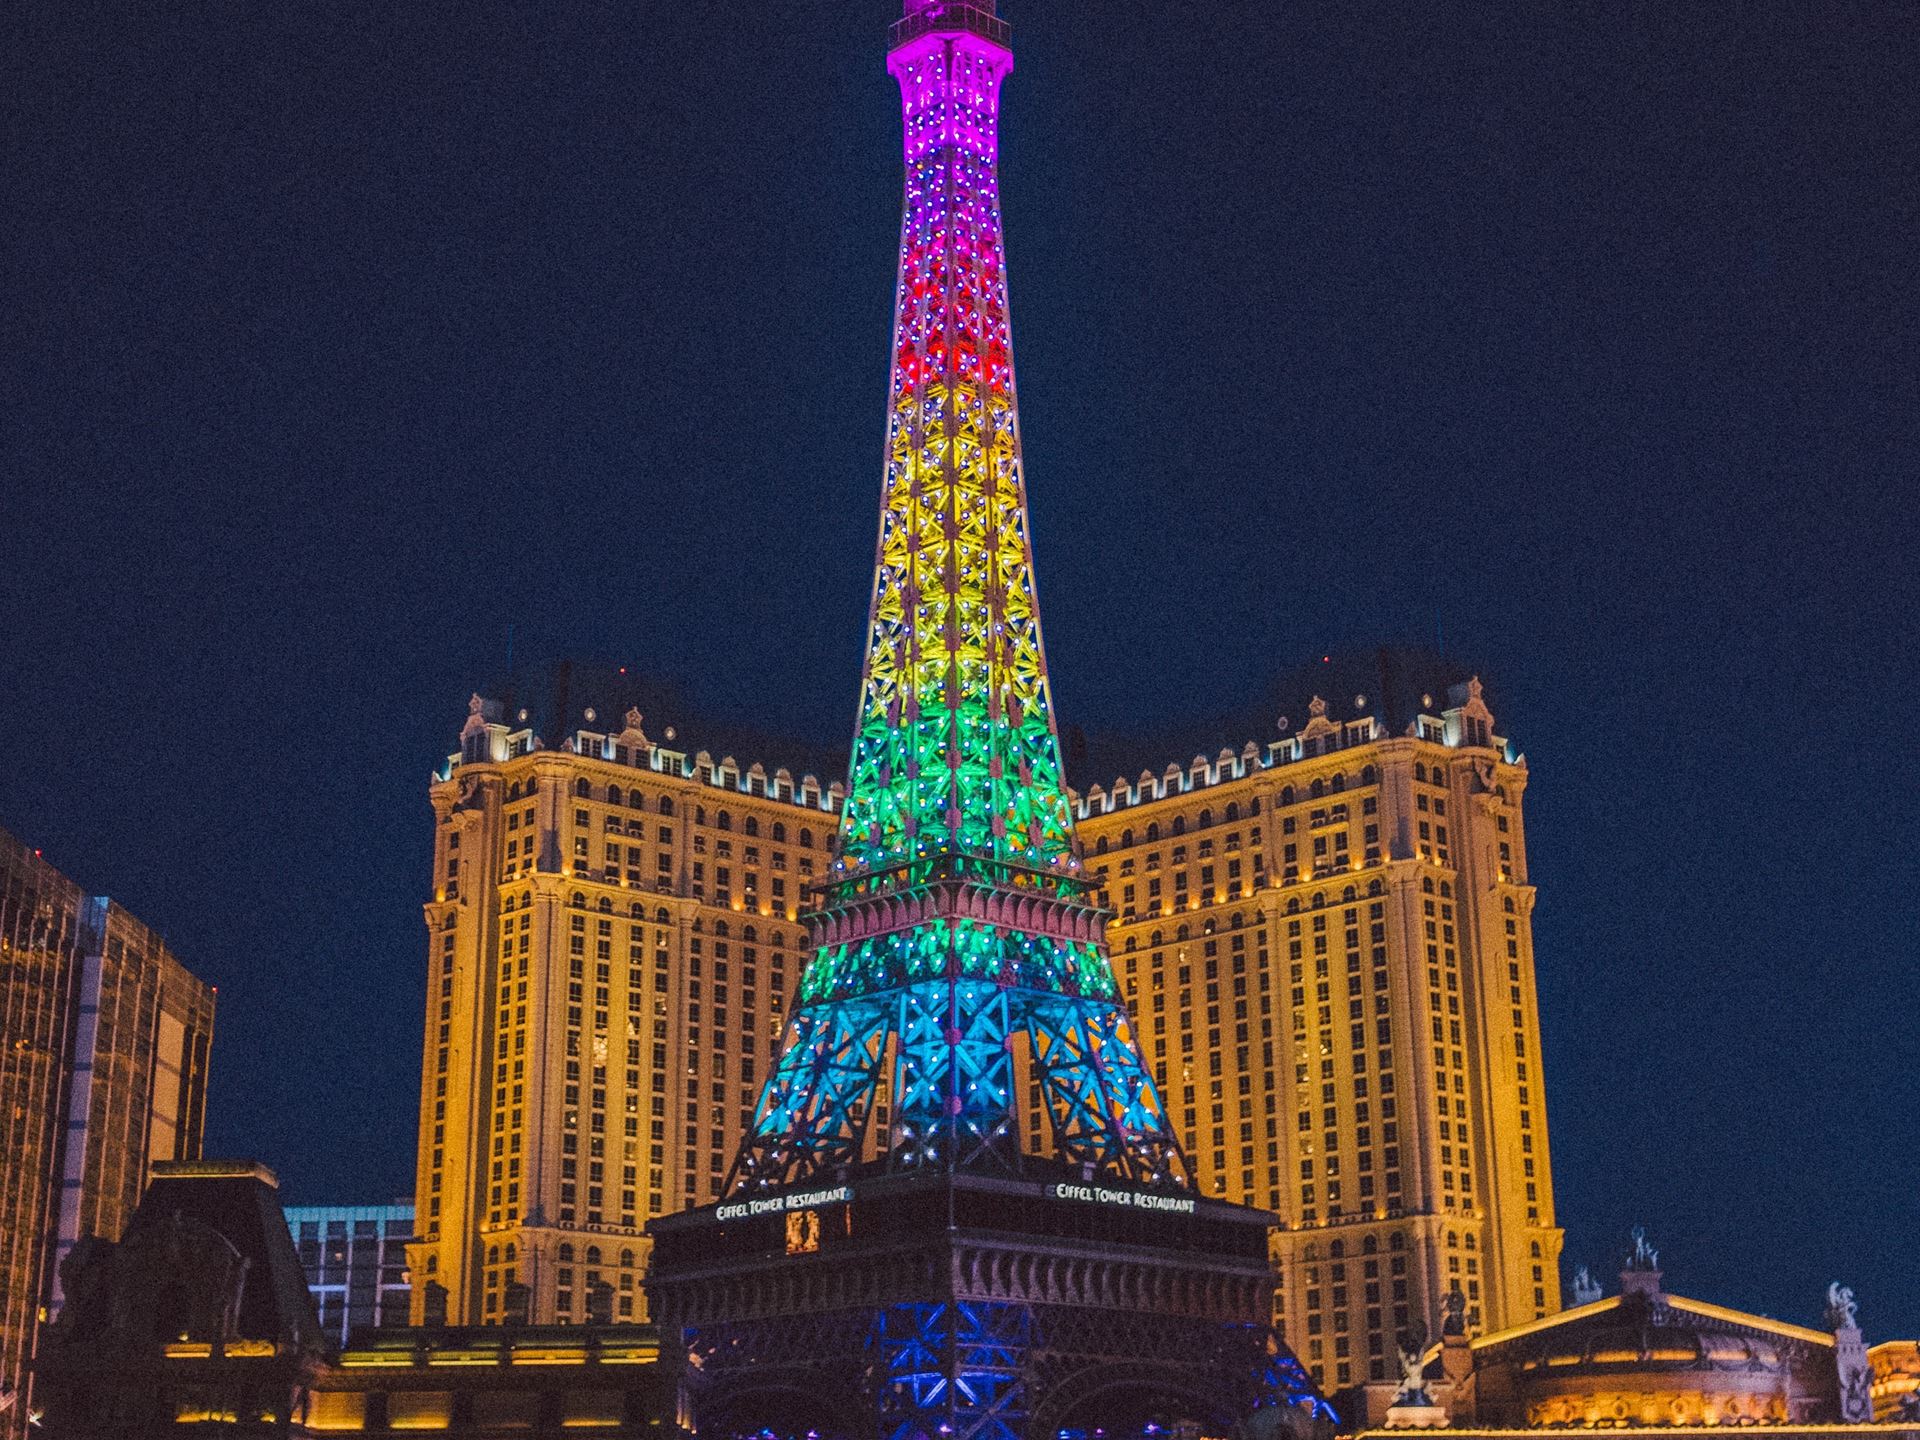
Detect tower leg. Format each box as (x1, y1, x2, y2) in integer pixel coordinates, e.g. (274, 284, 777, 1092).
(873, 1301, 1030, 1440)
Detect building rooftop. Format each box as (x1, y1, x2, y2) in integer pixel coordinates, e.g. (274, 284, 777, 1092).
(462, 657, 847, 786)
(1062, 647, 1495, 794)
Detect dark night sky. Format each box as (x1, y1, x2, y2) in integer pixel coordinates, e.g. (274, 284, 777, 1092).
(5, 3, 1917, 1336)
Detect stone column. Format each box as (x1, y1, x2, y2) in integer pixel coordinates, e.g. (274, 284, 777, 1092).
(1836, 1323, 1872, 1422)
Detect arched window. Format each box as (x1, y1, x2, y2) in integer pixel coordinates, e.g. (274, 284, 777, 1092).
(559, 1243, 574, 1262)
(1342, 885, 1357, 902)
(717, 810, 732, 831)
(695, 806, 706, 826)
(745, 815, 759, 837)
(799, 827, 814, 847)
(1249, 796, 1260, 815)
(608, 785, 623, 806)
(659, 795, 675, 816)
(630, 790, 646, 809)
(1361, 765, 1378, 784)
(1121, 828, 1134, 848)
(1146, 822, 1160, 842)
(598, 897, 613, 913)
(1415, 762, 1428, 782)
(715, 920, 729, 937)
(743, 925, 757, 942)
(1503, 897, 1515, 913)
(443, 914, 456, 930)
(575, 778, 591, 798)
(587, 1246, 602, 1265)
(1331, 772, 1345, 793)
(1389, 1233, 1405, 1251)
(505, 1243, 516, 1260)
(1362, 1235, 1378, 1254)
(1310, 779, 1325, 799)
(1224, 801, 1239, 822)
(1095, 835, 1109, 855)
(569, 892, 585, 908)
(621, 1248, 635, 1268)
(1197, 808, 1212, 828)
(1171, 815, 1185, 836)
(773, 821, 786, 843)
(1176, 923, 1191, 941)
(1280, 786, 1294, 806)
(1331, 1239, 1345, 1258)
(655, 907, 671, 924)
(488, 1244, 499, 1263)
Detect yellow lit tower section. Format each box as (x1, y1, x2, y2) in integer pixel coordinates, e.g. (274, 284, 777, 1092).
(406, 670, 843, 1327)
(1071, 656, 1561, 1410)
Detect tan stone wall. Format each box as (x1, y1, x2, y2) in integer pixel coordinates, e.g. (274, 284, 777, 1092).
(1074, 695, 1560, 1396)
(409, 735, 837, 1326)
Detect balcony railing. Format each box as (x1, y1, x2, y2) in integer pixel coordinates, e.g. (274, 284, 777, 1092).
(889, 2, 1009, 51)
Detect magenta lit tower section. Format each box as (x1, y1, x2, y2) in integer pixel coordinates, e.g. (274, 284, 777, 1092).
(646, 7, 1329, 1437)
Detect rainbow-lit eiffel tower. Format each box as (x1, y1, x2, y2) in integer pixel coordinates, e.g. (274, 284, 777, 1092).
(646, 6, 1327, 1437)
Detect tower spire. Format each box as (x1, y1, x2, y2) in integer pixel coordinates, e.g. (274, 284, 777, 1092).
(846, 0, 1063, 875)
(725, 0, 1185, 1194)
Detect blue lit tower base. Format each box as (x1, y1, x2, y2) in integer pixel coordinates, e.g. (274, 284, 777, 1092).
(646, 1171, 1327, 1440)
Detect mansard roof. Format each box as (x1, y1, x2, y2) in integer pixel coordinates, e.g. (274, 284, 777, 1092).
(1475, 1288, 1836, 1363)
(477, 657, 845, 783)
(1062, 645, 1495, 792)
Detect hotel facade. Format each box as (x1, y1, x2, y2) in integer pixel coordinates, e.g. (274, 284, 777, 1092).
(410, 650, 1559, 1400)
(406, 664, 843, 1329)
(1071, 650, 1561, 1401)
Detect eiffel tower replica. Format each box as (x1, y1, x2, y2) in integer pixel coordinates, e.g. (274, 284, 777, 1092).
(646, 5, 1329, 1437)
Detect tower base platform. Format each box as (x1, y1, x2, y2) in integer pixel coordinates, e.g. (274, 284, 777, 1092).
(646, 1168, 1330, 1440)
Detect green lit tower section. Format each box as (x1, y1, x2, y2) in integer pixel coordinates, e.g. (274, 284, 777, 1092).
(728, 0, 1186, 1194)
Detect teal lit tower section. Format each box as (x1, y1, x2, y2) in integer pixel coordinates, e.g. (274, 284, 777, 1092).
(727, 0, 1186, 1195)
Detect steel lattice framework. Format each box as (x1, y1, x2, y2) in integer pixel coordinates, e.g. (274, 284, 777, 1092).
(727, 0, 1187, 1198)
(653, 8, 1334, 1438)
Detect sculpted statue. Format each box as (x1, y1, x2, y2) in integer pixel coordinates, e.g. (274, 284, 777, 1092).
(1571, 1264, 1603, 1305)
(1825, 1282, 1859, 1332)
(1627, 1226, 1658, 1271)
(1393, 1320, 1433, 1406)
(1441, 1284, 1467, 1336)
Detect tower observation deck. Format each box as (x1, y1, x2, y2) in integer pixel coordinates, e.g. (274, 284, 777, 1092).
(645, 7, 1330, 1436)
